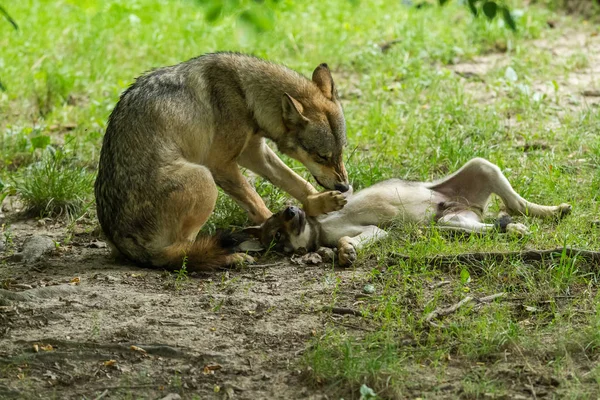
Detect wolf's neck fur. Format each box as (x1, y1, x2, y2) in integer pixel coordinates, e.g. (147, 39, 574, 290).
(220, 55, 321, 141)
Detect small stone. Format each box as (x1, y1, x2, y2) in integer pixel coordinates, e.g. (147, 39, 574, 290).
(316, 247, 336, 263)
(0, 239, 5, 253)
(21, 235, 55, 263)
(290, 252, 322, 265)
(105, 275, 120, 283)
(363, 284, 376, 294)
(88, 239, 107, 249)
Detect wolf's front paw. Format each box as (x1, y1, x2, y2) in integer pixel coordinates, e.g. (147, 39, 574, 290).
(304, 191, 347, 216)
(229, 252, 255, 266)
(338, 242, 357, 267)
(506, 223, 530, 237)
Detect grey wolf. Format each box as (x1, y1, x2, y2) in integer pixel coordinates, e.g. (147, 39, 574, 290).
(95, 52, 349, 270)
(251, 158, 571, 266)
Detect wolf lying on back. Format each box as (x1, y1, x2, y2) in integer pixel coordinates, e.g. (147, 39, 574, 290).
(253, 158, 572, 266)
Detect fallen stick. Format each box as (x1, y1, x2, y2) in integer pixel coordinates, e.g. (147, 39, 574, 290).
(322, 306, 363, 317)
(425, 292, 507, 326)
(0, 284, 78, 303)
(478, 292, 506, 303)
(242, 262, 287, 269)
(425, 296, 474, 324)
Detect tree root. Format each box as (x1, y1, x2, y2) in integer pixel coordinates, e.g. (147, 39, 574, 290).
(0, 284, 79, 304)
(389, 247, 600, 270)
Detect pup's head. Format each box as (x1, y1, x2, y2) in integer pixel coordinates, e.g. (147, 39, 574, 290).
(278, 63, 349, 193)
(246, 206, 316, 253)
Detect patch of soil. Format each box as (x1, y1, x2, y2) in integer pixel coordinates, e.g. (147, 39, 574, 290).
(0, 213, 371, 399)
(449, 27, 600, 112)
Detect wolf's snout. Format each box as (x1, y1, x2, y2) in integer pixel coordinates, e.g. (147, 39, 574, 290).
(284, 206, 300, 220)
(334, 183, 350, 193)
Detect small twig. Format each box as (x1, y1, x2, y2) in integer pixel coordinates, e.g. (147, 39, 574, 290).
(426, 292, 507, 326)
(322, 306, 363, 317)
(80, 385, 159, 395)
(431, 280, 451, 289)
(527, 375, 538, 400)
(582, 90, 600, 97)
(478, 292, 506, 303)
(243, 262, 287, 269)
(425, 296, 473, 325)
(94, 389, 109, 400)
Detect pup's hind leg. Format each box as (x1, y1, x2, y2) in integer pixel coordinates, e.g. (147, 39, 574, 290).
(429, 158, 570, 218)
(338, 226, 388, 267)
(437, 211, 530, 237)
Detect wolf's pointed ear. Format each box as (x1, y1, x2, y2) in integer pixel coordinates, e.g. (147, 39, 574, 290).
(312, 63, 336, 100)
(282, 93, 309, 128)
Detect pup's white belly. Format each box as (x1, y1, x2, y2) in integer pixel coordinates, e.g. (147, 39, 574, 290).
(316, 180, 447, 246)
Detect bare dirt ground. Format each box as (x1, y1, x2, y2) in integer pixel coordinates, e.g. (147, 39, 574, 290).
(1, 22, 600, 400)
(450, 27, 600, 113)
(1, 204, 377, 400)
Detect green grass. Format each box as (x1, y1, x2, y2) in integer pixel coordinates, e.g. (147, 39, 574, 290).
(1, 0, 600, 398)
(7, 148, 94, 218)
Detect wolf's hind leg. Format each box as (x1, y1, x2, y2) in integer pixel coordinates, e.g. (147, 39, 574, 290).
(153, 160, 252, 269)
(430, 158, 571, 219)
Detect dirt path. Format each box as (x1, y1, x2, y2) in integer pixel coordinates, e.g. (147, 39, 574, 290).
(450, 26, 600, 112)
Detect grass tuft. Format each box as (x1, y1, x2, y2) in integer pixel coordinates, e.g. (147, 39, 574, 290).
(10, 148, 94, 218)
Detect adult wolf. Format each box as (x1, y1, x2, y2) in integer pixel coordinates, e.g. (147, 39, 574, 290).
(95, 52, 349, 270)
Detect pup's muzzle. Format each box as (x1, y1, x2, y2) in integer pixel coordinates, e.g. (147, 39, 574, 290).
(283, 206, 306, 235)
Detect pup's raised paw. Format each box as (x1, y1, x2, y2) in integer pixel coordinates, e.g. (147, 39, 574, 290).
(304, 191, 348, 216)
(506, 223, 530, 237)
(338, 243, 357, 267)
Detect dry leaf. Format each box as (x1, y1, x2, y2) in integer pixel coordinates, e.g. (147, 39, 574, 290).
(69, 277, 80, 285)
(130, 345, 147, 354)
(33, 344, 39, 353)
(202, 364, 222, 375)
(39, 344, 54, 351)
(104, 359, 117, 367)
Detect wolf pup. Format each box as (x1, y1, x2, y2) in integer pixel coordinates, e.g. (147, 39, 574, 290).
(252, 158, 571, 266)
(95, 52, 349, 270)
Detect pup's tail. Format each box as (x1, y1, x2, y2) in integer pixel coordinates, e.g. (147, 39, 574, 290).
(157, 231, 250, 271)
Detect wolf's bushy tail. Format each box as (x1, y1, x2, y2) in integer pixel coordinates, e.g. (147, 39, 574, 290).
(158, 231, 248, 271)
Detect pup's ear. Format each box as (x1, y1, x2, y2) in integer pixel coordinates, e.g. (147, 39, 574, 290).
(282, 93, 309, 128)
(312, 63, 336, 100)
